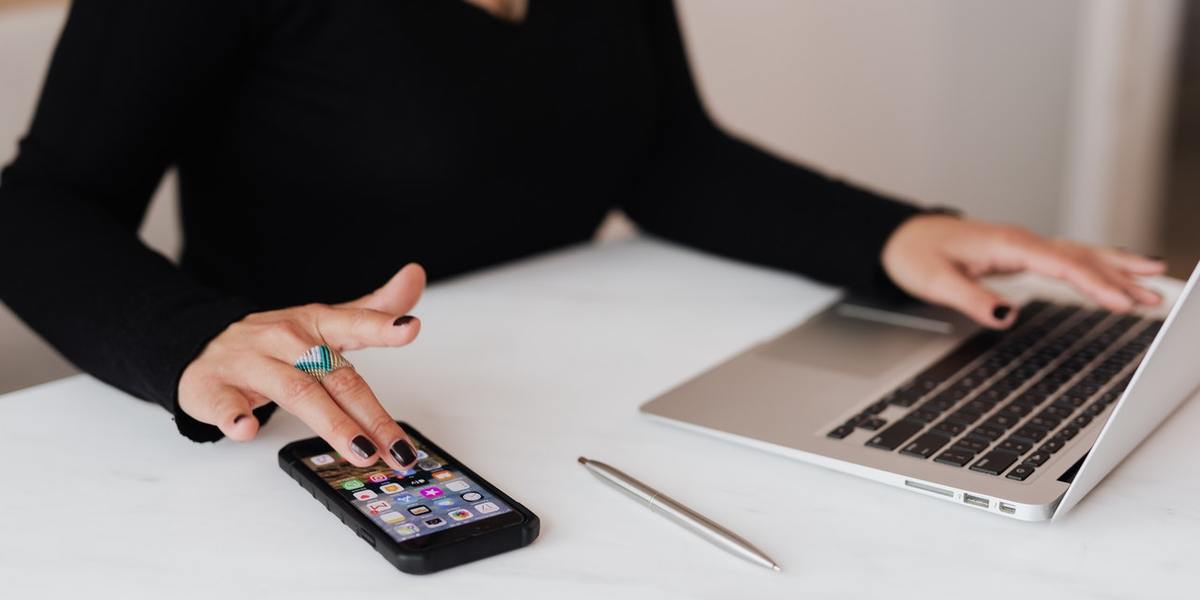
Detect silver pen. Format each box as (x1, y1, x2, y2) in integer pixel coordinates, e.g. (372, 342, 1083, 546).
(577, 456, 782, 572)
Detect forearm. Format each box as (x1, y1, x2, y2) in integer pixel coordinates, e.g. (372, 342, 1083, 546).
(0, 170, 261, 440)
(625, 123, 922, 296)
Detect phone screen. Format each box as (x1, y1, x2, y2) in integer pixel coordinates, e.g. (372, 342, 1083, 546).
(301, 441, 513, 543)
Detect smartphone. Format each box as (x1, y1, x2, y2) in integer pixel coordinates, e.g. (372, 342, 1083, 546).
(278, 422, 539, 574)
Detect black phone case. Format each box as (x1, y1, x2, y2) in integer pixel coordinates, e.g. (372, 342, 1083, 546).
(278, 422, 539, 575)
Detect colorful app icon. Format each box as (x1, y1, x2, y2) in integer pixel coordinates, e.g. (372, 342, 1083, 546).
(379, 483, 403, 494)
(422, 517, 446, 528)
(311, 454, 334, 465)
(365, 500, 391, 515)
(367, 472, 389, 484)
(341, 479, 365, 491)
(420, 486, 444, 499)
(445, 480, 469, 492)
(394, 524, 420, 537)
(434, 499, 456, 507)
(448, 509, 473, 521)
(416, 459, 441, 471)
(379, 511, 406, 525)
(405, 476, 429, 488)
(393, 493, 417, 504)
(353, 490, 378, 501)
(461, 492, 483, 503)
(394, 468, 417, 478)
(431, 470, 454, 481)
(416, 450, 429, 460)
(408, 505, 431, 516)
(474, 502, 500, 514)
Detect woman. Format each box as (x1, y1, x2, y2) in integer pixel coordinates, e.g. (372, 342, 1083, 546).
(0, 0, 1165, 473)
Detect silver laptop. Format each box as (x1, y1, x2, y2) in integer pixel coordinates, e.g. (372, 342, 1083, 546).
(641, 261, 1200, 521)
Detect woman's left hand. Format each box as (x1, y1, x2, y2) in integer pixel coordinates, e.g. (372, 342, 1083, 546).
(881, 214, 1167, 329)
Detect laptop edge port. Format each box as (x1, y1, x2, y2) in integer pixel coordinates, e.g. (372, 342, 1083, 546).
(962, 493, 990, 509)
(998, 502, 1016, 514)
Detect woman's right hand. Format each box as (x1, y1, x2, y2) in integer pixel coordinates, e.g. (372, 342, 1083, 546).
(178, 264, 427, 471)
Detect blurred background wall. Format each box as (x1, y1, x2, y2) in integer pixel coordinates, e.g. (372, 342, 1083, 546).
(1, 0, 1195, 395)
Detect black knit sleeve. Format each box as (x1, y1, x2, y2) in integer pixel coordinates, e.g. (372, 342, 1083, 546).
(623, 0, 924, 298)
(0, 0, 266, 441)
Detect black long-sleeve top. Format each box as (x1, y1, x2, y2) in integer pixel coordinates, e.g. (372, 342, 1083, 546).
(0, 0, 920, 442)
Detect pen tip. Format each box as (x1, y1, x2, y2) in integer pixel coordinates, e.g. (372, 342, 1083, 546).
(577, 456, 588, 465)
(771, 564, 781, 572)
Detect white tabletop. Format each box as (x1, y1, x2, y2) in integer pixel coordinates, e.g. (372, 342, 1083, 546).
(1, 237, 1197, 599)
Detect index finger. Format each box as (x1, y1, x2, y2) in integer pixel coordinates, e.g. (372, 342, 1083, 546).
(320, 366, 419, 471)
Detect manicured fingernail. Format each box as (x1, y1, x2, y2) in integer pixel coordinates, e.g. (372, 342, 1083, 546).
(233, 414, 248, 424)
(993, 305, 1012, 321)
(389, 439, 418, 467)
(393, 315, 415, 327)
(1148, 255, 1165, 262)
(350, 435, 377, 459)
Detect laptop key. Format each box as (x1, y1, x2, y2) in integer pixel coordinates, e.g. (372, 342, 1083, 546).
(1072, 414, 1093, 428)
(965, 399, 996, 414)
(858, 417, 887, 431)
(1013, 392, 1048, 408)
(827, 424, 855, 439)
(1024, 451, 1051, 466)
(1054, 394, 1089, 409)
(866, 419, 925, 451)
(970, 450, 1020, 475)
(865, 400, 889, 415)
(1006, 464, 1036, 481)
(985, 413, 1020, 430)
(921, 396, 958, 413)
(1012, 425, 1049, 443)
(1027, 415, 1061, 430)
(999, 403, 1032, 418)
(999, 438, 1031, 454)
(956, 436, 990, 454)
(932, 419, 966, 436)
(934, 448, 976, 467)
(947, 408, 983, 425)
(908, 408, 940, 423)
(1039, 439, 1064, 454)
(888, 389, 924, 407)
(1054, 426, 1080, 442)
(970, 424, 1004, 442)
(900, 432, 953, 459)
(1041, 405, 1072, 420)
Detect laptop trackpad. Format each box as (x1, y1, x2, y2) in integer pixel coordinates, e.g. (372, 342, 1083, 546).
(755, 305, 950, 379)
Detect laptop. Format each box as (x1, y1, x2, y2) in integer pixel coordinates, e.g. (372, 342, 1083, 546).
(640, 261, 1200, 521)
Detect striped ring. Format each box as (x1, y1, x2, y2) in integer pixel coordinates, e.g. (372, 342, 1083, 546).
(293, 344, 353, 381)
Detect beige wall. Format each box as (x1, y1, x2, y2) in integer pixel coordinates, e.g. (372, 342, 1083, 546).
(677, 0, 1084, 234)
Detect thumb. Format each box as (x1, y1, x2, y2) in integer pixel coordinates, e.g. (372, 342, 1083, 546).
(340, 263, 426, 314)
(913, 262, 1016, 329)
(180, 384, 260, 442)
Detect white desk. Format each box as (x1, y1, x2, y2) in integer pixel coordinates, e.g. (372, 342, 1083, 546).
(1, 238, 1197, 599)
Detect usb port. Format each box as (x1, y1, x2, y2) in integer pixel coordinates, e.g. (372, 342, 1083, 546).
(963, 493, 989, 509)
(999, 502, 1016, 515)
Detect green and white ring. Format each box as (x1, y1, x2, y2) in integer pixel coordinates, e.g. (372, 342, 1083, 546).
(293, 344, 353, 381)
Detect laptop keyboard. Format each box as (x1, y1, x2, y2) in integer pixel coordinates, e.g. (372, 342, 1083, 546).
(826, 300, 1162, 482)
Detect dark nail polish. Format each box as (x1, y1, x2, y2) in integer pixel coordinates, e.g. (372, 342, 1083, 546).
(1149, 255, 1165, 262)
(350, 435, 377, 459)
(389, 439, 418, 467)
(393, 315, 415, 327)
(992, 305, 1012, 321)
(233, 414, 248, 424)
